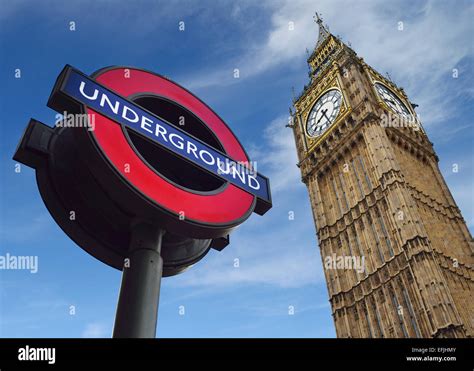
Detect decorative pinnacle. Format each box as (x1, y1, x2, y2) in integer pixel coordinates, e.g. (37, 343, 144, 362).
(312, 11, 331, 51)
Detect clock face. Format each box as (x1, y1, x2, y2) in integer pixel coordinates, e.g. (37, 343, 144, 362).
(306, 89, 343, 137)
(374, 82, 413, 120)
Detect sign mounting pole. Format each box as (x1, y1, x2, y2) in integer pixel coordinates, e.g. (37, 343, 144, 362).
(113, 222, 165, 338)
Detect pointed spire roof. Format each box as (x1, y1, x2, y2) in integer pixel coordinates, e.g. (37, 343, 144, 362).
(313, 12, 330, 50)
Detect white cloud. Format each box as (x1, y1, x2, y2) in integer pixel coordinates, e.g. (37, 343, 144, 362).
(81, 322, 109, 338)
(171, 241, 324, 290)
(182, 0, 318, 90)
(248, 115, 302, 194)
(184, 0, 473, 129)
(171, 194, 324, 289)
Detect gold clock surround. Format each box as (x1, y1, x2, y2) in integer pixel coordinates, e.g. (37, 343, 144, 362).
(300, 74, 352, 153)
(365, 67, 416, 120)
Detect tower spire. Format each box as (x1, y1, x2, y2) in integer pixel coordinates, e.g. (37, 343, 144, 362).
(313, 12, 330, 50)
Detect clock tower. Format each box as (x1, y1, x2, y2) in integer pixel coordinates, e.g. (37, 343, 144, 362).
(290, 13, 473, 338)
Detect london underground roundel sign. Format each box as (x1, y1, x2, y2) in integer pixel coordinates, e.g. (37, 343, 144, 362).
(13, 65, 272, 276)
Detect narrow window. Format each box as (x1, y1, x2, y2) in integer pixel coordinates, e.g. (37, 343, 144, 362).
(391, 292, 409, 338)
(373, 301, 385, 338)
(364, 308, 374, 338)
(352, 228, 368, 275)
(367, 213, 385, 264)
(403, 288, 421, 338)
(358, 155, 373, 190)
(378, 210, 394, 257)
(344, 232, 358, 282)
(331, 177, 343, 216)
(338, 173, 350, 210)
(325, 177, 337, 222)
(345, 232, 353, 256)
(327, 269, 335, 294)
(351, 159, 364, 198)
(352, 226, 363, 256)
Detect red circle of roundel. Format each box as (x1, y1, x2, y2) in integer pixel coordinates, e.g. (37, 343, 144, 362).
(86, 67, 254, 225)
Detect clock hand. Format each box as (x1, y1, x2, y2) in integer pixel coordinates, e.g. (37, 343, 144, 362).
(322, 110, 331, 124)
(316, 108, 328, 125)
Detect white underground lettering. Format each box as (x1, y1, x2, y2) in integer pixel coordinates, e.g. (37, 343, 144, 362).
(78, 80, 261, 191)
(169, 133, 184, 150)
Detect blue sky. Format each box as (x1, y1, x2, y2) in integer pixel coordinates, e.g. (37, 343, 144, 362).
(0, 0, 472, 338)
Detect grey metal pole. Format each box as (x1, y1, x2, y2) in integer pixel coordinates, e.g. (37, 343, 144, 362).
(112, 222, 165, 338)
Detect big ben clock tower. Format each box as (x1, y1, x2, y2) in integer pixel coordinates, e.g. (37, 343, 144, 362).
(290, 13, 473, 338)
